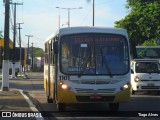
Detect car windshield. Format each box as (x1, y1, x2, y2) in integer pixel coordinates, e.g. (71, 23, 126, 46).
(135, 62, 160, 73)
(60, 33, 129, 75)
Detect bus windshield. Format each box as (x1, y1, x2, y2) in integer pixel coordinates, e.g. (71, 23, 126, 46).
(60, 33, 129, 75)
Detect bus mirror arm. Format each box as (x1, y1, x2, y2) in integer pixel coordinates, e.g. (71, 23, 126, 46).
(131, 69, 134, 74)
(54, 41, 58, 54)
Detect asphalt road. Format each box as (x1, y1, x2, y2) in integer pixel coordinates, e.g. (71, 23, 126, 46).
(1, 72, 160, 120)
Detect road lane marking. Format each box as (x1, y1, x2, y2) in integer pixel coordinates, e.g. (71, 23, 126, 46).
(19, 89, 44, 120)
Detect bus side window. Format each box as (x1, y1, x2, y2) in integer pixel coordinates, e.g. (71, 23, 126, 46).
(53, 41, 58, 54)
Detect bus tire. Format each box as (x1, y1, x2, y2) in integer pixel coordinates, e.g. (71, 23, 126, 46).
(57, 103, 66, 112)
(109, 103, 119, 111)
(46, 83, 53, 103)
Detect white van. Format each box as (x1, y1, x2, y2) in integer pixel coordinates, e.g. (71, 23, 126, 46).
(131, 59, 160, 94)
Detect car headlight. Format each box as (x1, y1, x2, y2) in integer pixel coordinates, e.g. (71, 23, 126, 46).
(134, 76, 140, 82)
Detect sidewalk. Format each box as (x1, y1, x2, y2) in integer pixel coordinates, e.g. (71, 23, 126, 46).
(0, 89, 44, 119)
(0, 89, 34, 112)
(0, 88, 44, 120)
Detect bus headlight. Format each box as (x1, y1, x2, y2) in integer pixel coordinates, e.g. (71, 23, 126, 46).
(61, 84, 68, 90)
(120, 82, 130, 91)
(59, 81, 70, 90)
(134, 76, 140, 82)
(123, 84, 129, 89)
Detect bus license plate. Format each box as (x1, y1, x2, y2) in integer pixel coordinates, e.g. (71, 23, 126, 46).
(90, 95, 102, 100)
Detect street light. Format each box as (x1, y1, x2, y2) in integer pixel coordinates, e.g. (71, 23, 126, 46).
(56, 7, 82, 27)
(56, 7, 61, 29)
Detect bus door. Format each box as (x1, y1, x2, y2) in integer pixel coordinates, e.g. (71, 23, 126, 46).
(53, 40, 58, 100)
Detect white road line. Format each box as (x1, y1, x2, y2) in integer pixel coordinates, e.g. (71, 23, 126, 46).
(19, 89, 44, 120)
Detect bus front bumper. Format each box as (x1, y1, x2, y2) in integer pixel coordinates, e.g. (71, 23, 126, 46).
(57, 89, 131, 104)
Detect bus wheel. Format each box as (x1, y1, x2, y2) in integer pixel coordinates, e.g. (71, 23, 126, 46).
(57, 103, 65, 112)
(109, 103, 119, 111)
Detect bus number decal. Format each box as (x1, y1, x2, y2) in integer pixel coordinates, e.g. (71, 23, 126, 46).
(59, 76, 68, 80)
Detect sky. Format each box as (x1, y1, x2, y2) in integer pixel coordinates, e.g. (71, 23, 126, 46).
(0, 0, 128, 49)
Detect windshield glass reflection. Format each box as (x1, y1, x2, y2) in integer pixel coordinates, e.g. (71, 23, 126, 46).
(60, 33, 129, 75)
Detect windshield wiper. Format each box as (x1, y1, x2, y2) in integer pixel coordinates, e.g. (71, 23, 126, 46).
(101, 47, 113, 78)
(78, 46, 93, 77)
(78, 55, 91, 76)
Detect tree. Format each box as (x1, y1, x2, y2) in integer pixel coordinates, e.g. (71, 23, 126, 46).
(32, 47, 44, 57)
(115, 0, 160, 46)
(0, 31, 3, 38)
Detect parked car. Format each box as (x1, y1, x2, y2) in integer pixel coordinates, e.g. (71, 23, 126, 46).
(131, 59, 160, 94)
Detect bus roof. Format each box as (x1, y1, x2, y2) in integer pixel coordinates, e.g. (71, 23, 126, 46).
(45, 26, 128, 42)
(58, 26, 128, 36)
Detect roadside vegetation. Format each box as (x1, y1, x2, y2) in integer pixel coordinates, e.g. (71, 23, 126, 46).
(115, 0, 160, 46)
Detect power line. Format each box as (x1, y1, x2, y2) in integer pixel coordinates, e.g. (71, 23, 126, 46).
(10, 2, 23, 78)
(17, 23, 23, 73)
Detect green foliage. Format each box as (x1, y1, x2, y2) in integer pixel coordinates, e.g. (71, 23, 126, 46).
(115, 0, 160, 46)
(33, 47, 44, 57)
(0, 31, 3, 38)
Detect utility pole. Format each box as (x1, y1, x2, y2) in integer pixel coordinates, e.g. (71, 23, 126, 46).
(31, 42, 34, 72)
(93, 0, 95, 26)
(55, 7, 61, 29)
(11, 2, 23, 78)
(2, 0, 10, 91)
(17, 23, 23, 74)
(25, 35, 33, 71)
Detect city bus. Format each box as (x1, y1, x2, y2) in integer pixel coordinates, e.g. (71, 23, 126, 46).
(44, 27, 131, 111)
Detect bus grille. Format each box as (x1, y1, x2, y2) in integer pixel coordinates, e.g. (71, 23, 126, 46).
(141, 86, 160, 90)
(141, 80, 160, 82)
(70, 80, 119, 84)
(75, 88, 116, 94)
(76, 96, 115, 102)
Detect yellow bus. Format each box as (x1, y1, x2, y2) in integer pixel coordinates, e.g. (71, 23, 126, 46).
(44, 27, 131, 111)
